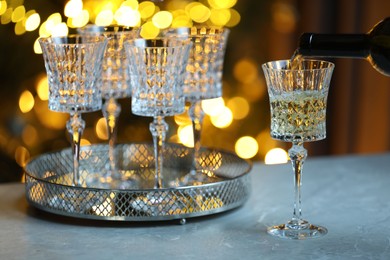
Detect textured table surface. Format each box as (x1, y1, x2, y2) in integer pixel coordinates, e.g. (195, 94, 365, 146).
(1, 153, 390, 259)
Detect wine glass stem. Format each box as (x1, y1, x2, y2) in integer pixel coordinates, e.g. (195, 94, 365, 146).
(288, 142, 307, 225)
(150, 116, 168, 189)
(66, 113, 86, 186)
(189, 101, 204, 174)
(103, 97, 121, 178)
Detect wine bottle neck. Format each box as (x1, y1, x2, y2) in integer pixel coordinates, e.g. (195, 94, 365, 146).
(298, 33, 370, 58)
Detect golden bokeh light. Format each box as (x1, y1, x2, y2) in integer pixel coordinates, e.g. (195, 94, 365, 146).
(36, 75, 49, 101)
(25, 12, 40, 31)
(235, 136, 259, 159)
(208, 0, 237, 9)
(210, 106, 233, 128)
(265, 148, 288, 165)
(189, 3, 211, 23)
(11, 5, 25, 23)
(33, 38, 42, 54)
(114, 6, 140, 26)
(271, 2, 298, 33)
(233, 58, 259, 84)
(225, 8, 240, 27)
(95, 10, 114, 26)
(15, 146, 30, 167)
(174, 111, 191, 126)
(140, 21, 160, 39)
(81, 139, 91, 146)
(14, 20, 26, 35)
(202, 97, 225, 117)
(256, 129, 278, 157)
(51, 22, 69, 36)
(45, 12, 62, 33)
(240, 78, 266, 102)
(121, 0, 139, 10)
(0, 1, 7, 16)
(171, 12, 192, 28)
(209, 8, 231, 26)
(64, 0, 83, 18)
(178, 124, 194, 147)
(152, 11, 173, 29)
(67, 9, 89, 28)
(22, 125, 38, 147)
(96, 117, 108, 140)
(139, 1, 156, 19)
(227, 96, 250, 120)
(19, 90, 35, 113)
(1, 8, 12, 24)
(34, 98, 68, 130)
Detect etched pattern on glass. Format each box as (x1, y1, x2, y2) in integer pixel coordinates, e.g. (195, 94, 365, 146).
(126, 39, 190, 117)
(270, 90, 328, 142)
(165, 27, 230, 101)
(39, 36, 106, 113)
(78, 26, 139, 99)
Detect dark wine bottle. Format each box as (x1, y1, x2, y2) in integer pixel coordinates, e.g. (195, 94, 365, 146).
(297, 17, 390, 76)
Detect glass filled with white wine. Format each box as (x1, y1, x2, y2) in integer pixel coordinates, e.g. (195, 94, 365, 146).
(262, 59, 334, 239)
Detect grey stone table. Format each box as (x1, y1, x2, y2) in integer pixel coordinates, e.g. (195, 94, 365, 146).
(1, 153, 390, 259)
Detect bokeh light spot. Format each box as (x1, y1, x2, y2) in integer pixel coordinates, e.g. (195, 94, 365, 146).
(227, 97, 250, 120)
(140, 21, 160, 39)
(271, 2, 298, 33)
(178, 124, 194, 147)
(189, 3, 210, 23)
(152, 11, 173, 29)
(36, 75, 49, 100)
(0, 1, 7, 16)
(235, 136, 258, 159)
(22, 125, 38, 147)
(139, 1, 156, 19)
(265, 148, 288, 165)
(64, 0, 83, 18)
(11, 5, 25, 23)
(202, 97, 225, 117)
(233, 58, 259, 84)
(25, 12, 40, 31)
(210, 106, 233, 128)
(226, 8, 241, 27)
(19, 90, 34, 113)
(209, 8, 231, 26)
(96, 117, 108, 140)
(15, 146, 30, 167)
(95, 10, 114, 26)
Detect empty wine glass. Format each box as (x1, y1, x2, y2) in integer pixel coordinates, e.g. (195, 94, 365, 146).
(262, 59, 334, 239)
(39, 35, 107, 186)
(78, 25, 139, 187)
(164, 27, 229, 185)
(125, 38, 191, 189)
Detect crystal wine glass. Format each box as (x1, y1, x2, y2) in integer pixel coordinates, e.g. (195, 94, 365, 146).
(39, 35, 107, 186)
(262, 59, 334, 239)
(164, 27, 229, 185)
(78, 25, 139, 188)
(125, 38, 191, 189)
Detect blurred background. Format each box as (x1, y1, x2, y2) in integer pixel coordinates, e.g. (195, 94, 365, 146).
(1, 0, 390, 182)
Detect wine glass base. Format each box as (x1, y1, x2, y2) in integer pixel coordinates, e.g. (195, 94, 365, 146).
(267, 221, 327, 240)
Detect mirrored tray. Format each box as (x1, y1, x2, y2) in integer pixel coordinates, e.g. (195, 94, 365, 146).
(24, 143, 252, 222)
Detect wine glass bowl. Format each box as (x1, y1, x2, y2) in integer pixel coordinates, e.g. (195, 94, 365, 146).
(262, 59, 334, 239)
(125, 37, 192, 189)
(39, 35, 107, 186)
